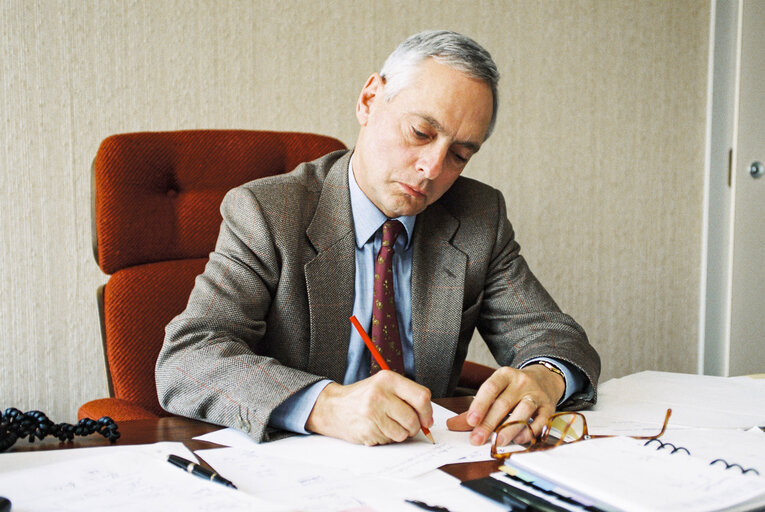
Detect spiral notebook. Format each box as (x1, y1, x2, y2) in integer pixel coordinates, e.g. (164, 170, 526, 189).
(499, 435, 765, 512)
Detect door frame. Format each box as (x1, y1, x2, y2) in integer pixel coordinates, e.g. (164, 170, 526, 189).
(699, 0, 745, 376)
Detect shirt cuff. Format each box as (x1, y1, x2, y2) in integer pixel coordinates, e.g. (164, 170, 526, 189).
(269, 379, 333, 434)
(521, 357, 585, 406)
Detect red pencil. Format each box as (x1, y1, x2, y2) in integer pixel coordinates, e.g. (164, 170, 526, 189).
(349, 315, 436, 444)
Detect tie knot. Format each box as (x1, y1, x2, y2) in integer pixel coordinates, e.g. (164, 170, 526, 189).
(381, 220, 404, 248)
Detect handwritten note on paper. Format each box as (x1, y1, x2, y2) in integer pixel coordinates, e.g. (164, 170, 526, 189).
(195, 403, 489, 479)
(200, 448, 384, 512)
(0, 449, 291, 512)
(196, 447, 505, 512)
(0, 441, 197, 475)
(240, 403, 484, 478)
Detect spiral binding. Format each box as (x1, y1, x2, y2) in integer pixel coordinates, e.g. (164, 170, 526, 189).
(710, 458, 760, 476)
(643, 438, 760, 476)
(643, 438, 691, 455)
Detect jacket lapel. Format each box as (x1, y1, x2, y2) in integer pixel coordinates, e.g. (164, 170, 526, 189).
(304, 152, 356, 383)
(411, 202, 467, 396)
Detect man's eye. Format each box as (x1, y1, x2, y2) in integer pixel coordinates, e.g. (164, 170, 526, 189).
(452, 151, 468, 163)
(412, 127, 428, 139)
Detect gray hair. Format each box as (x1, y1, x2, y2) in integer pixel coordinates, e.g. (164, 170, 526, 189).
(379, 30, 500, 139)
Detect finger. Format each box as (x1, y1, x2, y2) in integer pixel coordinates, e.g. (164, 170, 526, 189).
(500, 394, 560, 446)
(359, 421, 395, 446)
(526, 401, 556, 439)
(504, 395, 538, 424)
(382, 371, 434, 429)
(467, 369, 523, 445)
(494, 421, 530, 448)
(357, 387, 417, 444)
(466, 369, 511, 428)
(446, 412, 472, 431)
(384, 395, 426, 439)
(474, 392, 534, 446)
(367, 371, 433, 441)
(378, 411, 417, 443)
(495, 396, 538, 446)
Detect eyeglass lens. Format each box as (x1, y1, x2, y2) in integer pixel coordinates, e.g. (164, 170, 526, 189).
(492, 422, 535, 456)
(546, 413, 585, 444)
(492, 413, 586, 457)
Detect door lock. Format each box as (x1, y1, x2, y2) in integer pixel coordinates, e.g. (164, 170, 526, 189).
(751, 161, 764, 178)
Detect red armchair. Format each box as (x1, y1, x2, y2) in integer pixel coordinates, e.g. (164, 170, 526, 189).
(79, 130, 347, 421)
(78, 129, 494, 422)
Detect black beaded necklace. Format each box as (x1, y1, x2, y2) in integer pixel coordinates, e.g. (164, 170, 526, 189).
(0, 408, 120, 452)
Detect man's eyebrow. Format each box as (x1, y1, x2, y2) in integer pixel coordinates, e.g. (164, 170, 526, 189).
(414, 113, 482, 153)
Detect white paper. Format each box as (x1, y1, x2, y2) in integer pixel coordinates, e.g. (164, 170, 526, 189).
(507, 436, 765, 512)
(195, 446, 505, 512)
(404, 471, 508, 512)
(659, 427, 765, 476)
(194, 424, 254, 448)
(0, 449, 292, 511)
(195, 402, 490, 478)
(189, 403, 497, 511)
(582, 371, 765, 435)
(0, 441, 196, 474)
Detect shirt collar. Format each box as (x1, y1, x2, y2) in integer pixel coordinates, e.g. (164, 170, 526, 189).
(348, 153, 416, 250)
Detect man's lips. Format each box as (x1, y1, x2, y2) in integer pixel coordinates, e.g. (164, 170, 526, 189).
(399, 182, 426, 198)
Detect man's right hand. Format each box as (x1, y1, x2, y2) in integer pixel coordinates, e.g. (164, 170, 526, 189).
(305, 370, 433, 446)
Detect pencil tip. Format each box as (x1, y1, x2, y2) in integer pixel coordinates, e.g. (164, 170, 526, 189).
(427, 432, 436, 444)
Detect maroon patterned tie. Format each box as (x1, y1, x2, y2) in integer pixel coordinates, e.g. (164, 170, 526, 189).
(370, 220, 405, 374)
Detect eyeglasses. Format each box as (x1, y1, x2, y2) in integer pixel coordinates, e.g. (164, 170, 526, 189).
(490, 408, 672, 460)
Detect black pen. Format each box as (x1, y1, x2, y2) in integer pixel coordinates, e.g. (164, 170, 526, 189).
(167, 454, 238, 489)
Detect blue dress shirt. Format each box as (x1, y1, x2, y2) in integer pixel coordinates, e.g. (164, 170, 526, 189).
(269, 156, 584, 433)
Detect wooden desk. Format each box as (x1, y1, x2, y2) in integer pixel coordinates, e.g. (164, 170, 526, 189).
(4, 396, 500, 481)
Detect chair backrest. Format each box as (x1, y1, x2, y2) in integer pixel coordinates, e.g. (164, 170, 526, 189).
(93, 130, 347, 416)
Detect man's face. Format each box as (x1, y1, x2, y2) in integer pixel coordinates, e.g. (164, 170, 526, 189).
(353, 58, 494, 218)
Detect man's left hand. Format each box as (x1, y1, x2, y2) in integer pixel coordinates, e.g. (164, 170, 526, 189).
(445, 364, 565, 446)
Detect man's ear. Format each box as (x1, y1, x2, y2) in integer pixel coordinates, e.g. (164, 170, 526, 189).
(356, 73, 384, 126)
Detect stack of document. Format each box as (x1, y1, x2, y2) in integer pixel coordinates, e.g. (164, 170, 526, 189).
(192, 403, 501, 511)
(500, 432, 765, 512)
(0, 443, 286, 511)
(0, 404, 503, 512)
(489, 371, 765, 512)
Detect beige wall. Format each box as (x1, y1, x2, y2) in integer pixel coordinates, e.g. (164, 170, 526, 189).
(0, 0, 709, 421)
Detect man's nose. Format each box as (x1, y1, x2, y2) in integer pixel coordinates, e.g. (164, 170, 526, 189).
(416, 144, 448, 179)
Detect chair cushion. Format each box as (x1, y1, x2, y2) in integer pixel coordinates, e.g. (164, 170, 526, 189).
(78, 398, 159, 422)
(94, 130, 346, 274)
(103, 258, 208, 417)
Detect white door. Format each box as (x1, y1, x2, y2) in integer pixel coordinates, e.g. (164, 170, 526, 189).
(728, 0, 765, 375)
(703, 0, 765, 376)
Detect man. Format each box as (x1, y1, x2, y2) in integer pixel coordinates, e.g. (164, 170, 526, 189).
(156, 30, 600, 447)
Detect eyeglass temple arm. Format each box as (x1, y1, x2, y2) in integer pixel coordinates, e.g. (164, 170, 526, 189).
(629, 408, 672, 440)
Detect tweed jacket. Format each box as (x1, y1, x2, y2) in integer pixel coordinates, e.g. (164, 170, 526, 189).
(156, 149, 601, 442)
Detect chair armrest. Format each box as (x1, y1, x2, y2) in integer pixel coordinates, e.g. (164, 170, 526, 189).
(456, 360, 496, 395)
(78, 398, 160, 422)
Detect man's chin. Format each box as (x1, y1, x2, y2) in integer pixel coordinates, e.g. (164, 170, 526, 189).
(387, 200, 427, 218)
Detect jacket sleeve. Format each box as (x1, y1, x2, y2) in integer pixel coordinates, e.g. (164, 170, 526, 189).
(476, 188, 601, 410)
(155, 186, 324, 442)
